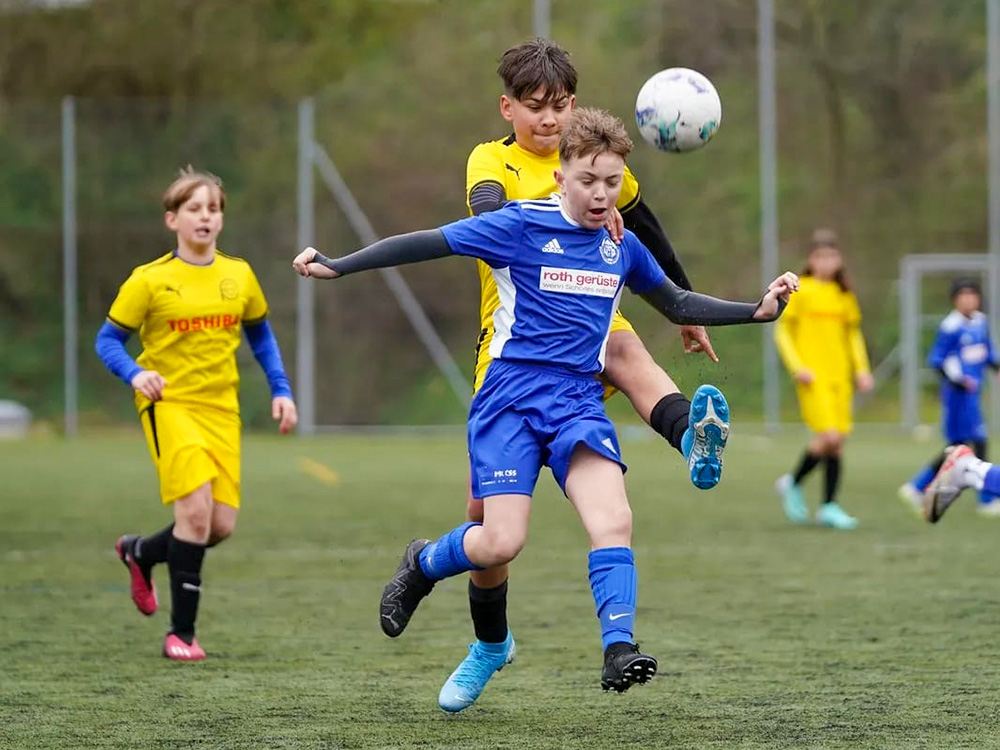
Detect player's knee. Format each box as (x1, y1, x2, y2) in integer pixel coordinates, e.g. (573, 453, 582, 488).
(209, 518, 236, 545)
(480, 527, 526, 566)
(601, 504, 633, 543)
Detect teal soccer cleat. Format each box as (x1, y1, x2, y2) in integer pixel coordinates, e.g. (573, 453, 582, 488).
(775, 473, 810, 524)
(681, 385, 730, 489)
(438, 632, 516, 713)
(815, 501, 859, 530)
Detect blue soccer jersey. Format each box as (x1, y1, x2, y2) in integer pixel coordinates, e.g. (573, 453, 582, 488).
(928, 310, 998, 442)
(439, 197, 667, 375)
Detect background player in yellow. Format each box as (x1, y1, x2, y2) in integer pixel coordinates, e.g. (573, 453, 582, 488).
(438, 38, 730, 713)
(773, 229, 873, 530)
(96, 168, 297, 661)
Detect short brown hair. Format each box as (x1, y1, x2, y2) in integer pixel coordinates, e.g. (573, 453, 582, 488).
(498, 38, 577, 104)
(163, 166, 225, 213)
(559, 107, 633, 164)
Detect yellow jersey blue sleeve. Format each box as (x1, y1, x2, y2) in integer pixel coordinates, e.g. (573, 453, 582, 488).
(243, 265, 269, 324)
(107, 268, 152, 331)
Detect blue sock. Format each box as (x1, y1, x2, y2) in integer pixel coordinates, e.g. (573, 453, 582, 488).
(911, 465, 937, 492)
(983, 466, 1000, 498)
(588, 547, 637, 651)
(418, 522, 483, 581)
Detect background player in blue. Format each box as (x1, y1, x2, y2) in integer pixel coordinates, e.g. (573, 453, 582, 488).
(292, 108, 798, 704)
(899, 279, 1000, 516)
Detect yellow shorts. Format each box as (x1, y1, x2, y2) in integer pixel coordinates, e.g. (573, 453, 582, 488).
(473, 311, 637, 400)
(140, 402, 242, 508)
(796, 380, 853, 434)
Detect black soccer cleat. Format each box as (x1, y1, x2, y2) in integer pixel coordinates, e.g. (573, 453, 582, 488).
(380, 539, 436, 637)
(600, 642, 657, 693)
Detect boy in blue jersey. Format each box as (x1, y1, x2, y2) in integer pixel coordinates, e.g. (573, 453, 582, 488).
(293, 108, 797, 702)
(899, 279, 1000, 516)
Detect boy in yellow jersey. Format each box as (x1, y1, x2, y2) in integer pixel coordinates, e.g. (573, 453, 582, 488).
(774, 229, 873, 530)
(96, 168, 297, 661)
(440, 39, 730, 713)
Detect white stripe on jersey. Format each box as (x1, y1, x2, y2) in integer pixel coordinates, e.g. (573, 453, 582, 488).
(597, 284, 627, 371)
(490, 266, 517, 359)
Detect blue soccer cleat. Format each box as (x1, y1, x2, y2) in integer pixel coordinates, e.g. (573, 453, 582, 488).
(681, 385, 730, 490)
(438, 631, 516, 713)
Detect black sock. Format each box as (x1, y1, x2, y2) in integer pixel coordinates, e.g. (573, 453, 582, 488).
(824, 456, 842, 504)
(133, 524, 175, 568)
(793, 451, 822, 485)
(168, 536, 206, 642)
(469, 580, 508, 644)
(649, 393, 690, 455)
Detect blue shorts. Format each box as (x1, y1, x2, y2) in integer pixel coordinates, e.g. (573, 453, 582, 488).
(942, 390, 986, 444)
(468, 359, 627, 499)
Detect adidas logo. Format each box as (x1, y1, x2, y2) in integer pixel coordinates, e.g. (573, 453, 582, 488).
(541, 238, 564, 254)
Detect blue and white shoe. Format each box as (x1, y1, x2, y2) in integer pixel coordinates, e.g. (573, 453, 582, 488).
(438, 631, 516, 713)
(680, 385, 730, 490)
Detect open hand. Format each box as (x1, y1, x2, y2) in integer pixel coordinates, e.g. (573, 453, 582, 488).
(272, 396, 298, 434)
(292, 247, 339, 279)
(131, 370, 167, 401)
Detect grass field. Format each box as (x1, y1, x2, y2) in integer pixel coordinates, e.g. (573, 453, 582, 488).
(3, 427, 1000, 749)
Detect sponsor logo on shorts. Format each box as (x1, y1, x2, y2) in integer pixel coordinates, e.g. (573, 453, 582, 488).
(540, 267, 620, 298)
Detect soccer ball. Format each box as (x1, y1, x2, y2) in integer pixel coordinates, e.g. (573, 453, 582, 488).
(635, 68, 722, 152)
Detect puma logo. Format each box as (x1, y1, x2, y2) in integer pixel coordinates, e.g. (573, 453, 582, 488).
(505, 163, 522, 180)
(164, 284, 182, 297)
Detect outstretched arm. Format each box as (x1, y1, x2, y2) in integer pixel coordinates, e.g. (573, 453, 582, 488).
(293, 229, 453, 279)
(640, 272, 797, 326)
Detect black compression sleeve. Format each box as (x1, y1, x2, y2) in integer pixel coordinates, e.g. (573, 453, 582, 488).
(314, 229, 453, 277)
(468, 180, 506, 215)
(621, 198, 692, 291)
(640, 278, 785, 326)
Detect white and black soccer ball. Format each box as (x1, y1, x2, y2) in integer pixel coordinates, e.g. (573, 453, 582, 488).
(635, 68, 722, 153)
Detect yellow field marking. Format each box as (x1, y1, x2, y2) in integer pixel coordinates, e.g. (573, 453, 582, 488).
(298, 457, 341, 486)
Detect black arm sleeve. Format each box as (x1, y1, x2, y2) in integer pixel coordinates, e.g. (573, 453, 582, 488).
(468, 180, 506, 215)
(314, 229, 453, 277)
(621, 198, 692, 291)
(640, 278, 786, 326)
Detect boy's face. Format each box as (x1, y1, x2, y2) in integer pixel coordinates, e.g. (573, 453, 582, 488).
(955, 289, 981, 316)
(165, 184, 224, 250)
(500, 86, 575, 157)
(554, 150, 625, 230)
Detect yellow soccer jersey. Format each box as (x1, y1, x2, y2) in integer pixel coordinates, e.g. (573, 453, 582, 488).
(106, 250, 269, 414)
(774, 276, 871, 384)
(466, 134, 641, 371)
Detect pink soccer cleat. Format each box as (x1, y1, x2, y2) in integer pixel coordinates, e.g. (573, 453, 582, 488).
(163, 633, 206, 661)
(115, 534, 158, 616)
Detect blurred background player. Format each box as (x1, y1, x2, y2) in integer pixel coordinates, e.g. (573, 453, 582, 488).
(446, 37, 730, 713)
(774, 228, 874, 530)
(293, 107, 796, 707)
(96, 168, 297, 661)
(899, 278, 1000, 515)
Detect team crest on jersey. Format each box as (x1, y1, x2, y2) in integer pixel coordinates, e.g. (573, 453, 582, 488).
(600, 236, 620, 265)
(219, 278, 238, 300)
